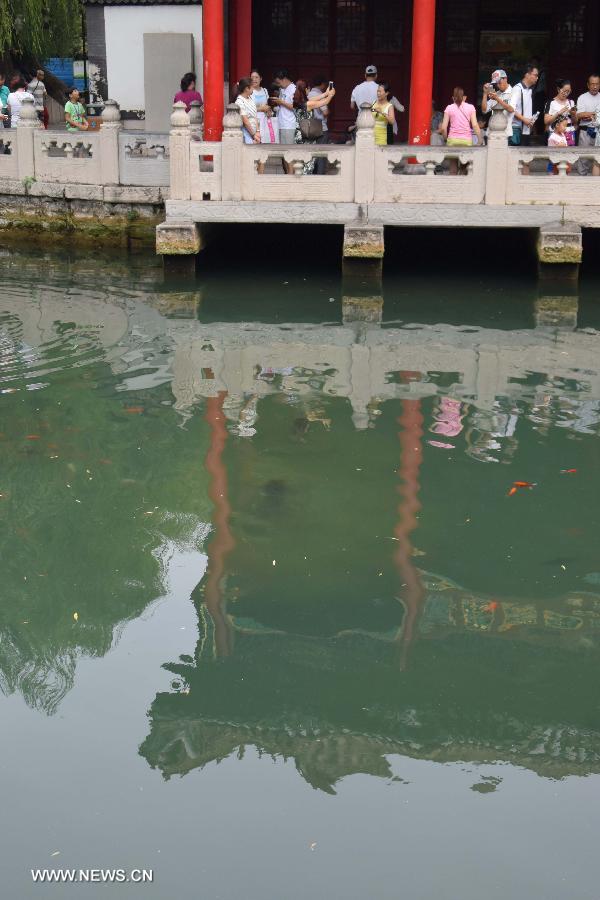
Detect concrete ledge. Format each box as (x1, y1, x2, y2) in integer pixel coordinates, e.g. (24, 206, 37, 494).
(537, 222, 582, 264)
(166, 199, 360, 225)
(164, 199, 600, 230)
(103, 185, 163, 204)
(28, 182, 66, 198)
(64, 184, 105, 201)
(0, 178, 27, 196)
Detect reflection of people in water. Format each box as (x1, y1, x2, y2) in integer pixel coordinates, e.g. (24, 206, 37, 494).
(431, 397, 464, 437)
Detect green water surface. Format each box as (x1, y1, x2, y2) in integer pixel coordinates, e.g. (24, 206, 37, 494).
(1, 248, 600, 899)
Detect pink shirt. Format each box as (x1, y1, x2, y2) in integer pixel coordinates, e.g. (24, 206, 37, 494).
(548, 131, 567, 147)
(444, 101, 475, 140)
(173, 89, 203, 112)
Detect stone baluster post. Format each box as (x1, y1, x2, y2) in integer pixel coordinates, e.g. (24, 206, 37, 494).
(16, 95, 39, 181)
(485, 108, 509, 205)
(169, 101, 191, 202)
(354, 102, 375, 204)
(221, 103, 243, 202)
(99, 99, 122, 185)
(189, 100, 203, 138)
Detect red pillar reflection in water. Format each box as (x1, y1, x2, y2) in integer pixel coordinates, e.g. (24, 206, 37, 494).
(204, 392, 235, 656)
(394, 394, 426, 670)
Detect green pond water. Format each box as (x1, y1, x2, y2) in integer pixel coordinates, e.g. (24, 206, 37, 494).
(2, 245, 600, 899)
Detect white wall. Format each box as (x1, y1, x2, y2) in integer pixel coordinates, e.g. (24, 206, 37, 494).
(105, 5, 203, 113)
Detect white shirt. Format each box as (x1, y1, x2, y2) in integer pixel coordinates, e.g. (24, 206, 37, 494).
(8, 90, 34, 127)
(277, 82, 296, 130)
(351, 80, 378, 113)
(576, 91, 600, 126)
(307, 88, 328, 131)
(511, 82, 533, 133)
(235, 94, 258, 124)
(547, 98, 575, 138)
(27, 78, 46, 111)
(391, 96, 404, 134)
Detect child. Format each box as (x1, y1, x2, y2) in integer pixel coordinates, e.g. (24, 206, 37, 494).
(548, 115, 569, 147)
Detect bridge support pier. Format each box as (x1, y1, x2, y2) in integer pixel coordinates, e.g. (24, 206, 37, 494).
(534, 290, 579, 330)
(342, 225, 384, 324)
(537, 222, 582, 283)
(156, 219, 213, 278)
(343, 223, 384, 261)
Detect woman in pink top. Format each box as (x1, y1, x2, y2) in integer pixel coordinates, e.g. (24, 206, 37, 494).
(173, 72, 203, 113)
(441, 87, 480, 146)
(441, 87, 481, 174)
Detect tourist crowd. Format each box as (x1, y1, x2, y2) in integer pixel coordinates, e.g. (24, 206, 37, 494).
(0, 68, 49, 129)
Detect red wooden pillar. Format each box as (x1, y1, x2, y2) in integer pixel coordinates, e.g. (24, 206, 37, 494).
(229, 0, 238, 87)
(231, 0, 252, 85)
(408, 0, 436, 145)
(203, 0, 225, 141)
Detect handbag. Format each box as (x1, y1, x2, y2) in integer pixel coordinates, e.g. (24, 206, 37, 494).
(299, 115, 323, 141)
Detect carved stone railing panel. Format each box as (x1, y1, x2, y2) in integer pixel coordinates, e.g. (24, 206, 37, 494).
(240, 145, 355, 202)
(374, 146, 487, 204)
(0, 136, 18, 177)
(119, 131, 170, 186)
(33, 130, 102, 183)
(506, 148, 600, 205)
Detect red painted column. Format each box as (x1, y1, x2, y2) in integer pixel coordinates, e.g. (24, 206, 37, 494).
(203, 0, 225, 141)
(408, 0, 436, 146)
(229, 0, 238, 87)
(232, 0, 252, 84)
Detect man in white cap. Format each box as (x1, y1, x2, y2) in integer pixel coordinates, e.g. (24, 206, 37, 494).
(351, 65, 379, 117)
(481, 69, 514, 138)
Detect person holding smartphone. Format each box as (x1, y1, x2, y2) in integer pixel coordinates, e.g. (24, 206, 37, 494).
(307, 75, 332, 174)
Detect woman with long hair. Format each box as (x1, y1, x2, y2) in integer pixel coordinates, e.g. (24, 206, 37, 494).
(441, 87, 481, 174)
(441, 87, 480, 147)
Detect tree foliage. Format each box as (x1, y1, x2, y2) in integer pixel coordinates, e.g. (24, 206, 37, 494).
(0, 0, 83, 61)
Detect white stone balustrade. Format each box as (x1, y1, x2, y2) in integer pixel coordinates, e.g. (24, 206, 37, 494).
(166, 105, 600, 220)
(8, 97, 169, 192)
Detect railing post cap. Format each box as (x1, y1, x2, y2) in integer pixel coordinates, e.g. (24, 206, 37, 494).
(16, 94, 40, 128)
(356, 101, 375, 131)
(189, 99, 203, 123)
(489, 107, 508, 132)
(171, 101, 190, 128)
(223, 103, 243, 130)
(101, 99, 121, 125)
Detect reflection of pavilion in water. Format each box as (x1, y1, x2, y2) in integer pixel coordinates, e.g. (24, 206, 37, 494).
(162, 298, 600, 447)
(4, 278, 600, 781)
(140, 357, 600, 792)
(141, 585, 600, 791)
(3, 278, 600, 438)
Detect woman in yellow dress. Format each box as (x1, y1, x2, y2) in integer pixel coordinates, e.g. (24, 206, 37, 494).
(371, 82, 395, 145)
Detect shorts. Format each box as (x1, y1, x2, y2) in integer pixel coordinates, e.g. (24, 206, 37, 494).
(446, 137, 472, 146)
(278, 128, 296, 145)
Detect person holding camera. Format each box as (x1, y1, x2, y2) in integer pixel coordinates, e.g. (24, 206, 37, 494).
(481, 70, 513, 137)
